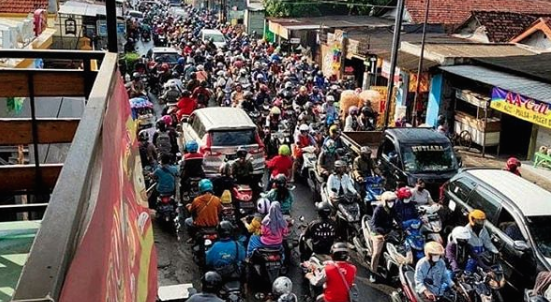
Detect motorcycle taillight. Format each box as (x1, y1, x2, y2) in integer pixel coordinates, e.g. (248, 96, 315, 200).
(161, 196, 171, 204)
(267, 254, 281, 261)
(204, 234, 218, 240)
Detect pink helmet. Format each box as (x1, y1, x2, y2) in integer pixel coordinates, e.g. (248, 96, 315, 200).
(162, 115, 173, 126)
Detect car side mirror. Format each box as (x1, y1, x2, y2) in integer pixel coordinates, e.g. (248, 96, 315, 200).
(513, 240, 530, 252)
(181, 117, 189, 123)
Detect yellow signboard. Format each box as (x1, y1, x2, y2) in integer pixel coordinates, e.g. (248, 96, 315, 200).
(491, 87, 551, 129)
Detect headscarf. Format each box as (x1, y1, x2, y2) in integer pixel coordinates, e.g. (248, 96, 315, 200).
(262, 201, 286, 234)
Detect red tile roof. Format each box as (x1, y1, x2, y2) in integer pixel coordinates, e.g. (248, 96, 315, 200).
(405, 0, 551, 25)
(0, 0, 49, 14)
(470, 11, 550, 42)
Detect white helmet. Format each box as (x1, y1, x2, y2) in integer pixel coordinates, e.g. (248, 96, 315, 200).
(381, 191, 397, 203)
(256, 197, 271, 215)
(326, 95, 335, 102)
(451, 226, 471, 243)
(197, 65, 204, 71)
(299, 124, 309, 132)
(272, 276, 293, 296)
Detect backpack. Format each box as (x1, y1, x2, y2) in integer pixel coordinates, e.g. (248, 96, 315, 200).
(139, 142, 150, 166)
(156, 131, 172, 156)
(333, 263, 359, 302)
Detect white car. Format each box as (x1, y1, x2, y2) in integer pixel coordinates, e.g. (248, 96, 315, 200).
(200, 29, 227, 49)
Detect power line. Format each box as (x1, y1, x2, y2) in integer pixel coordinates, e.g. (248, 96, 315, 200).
(275, 0, 398, 9)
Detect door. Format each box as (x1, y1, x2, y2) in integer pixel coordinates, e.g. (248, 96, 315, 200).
(444, 176, 477, 226)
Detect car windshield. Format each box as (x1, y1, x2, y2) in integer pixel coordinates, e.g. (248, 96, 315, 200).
(527, 216, 551, 258)
(401, 144, 457, 173)
(206, 33, 225, 43)
(211, 129, 256, 146)
(154, 53, 178, 64)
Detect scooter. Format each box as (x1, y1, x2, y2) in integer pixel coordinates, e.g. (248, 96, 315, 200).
(455, 265, 506, 302)
(418, 204, 444, 244)
(182, 177, 201, 204)
(525, 290, 550, 302)
(301, 253, 332, 300)
(321, 187, 361, 242)
(248, 247, 285, 292)
(156, 193, 178, 233)
(391, 264, 461, 302)
(362, 176, 385, 215)
(192, 227, 218, 267)
(232, 184, 254, 216)
(384, 219, 424, 283)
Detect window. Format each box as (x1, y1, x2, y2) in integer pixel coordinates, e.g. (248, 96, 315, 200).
(381, 138, 396, 158)
(211, 130, 256, 146)
(496, 209, 526, 242)
(467, 186, 502, 222)
(191, 117, 206, 139)
(448, 177, 476, 201)
(401, 144, 457, 173)
(526, 216, 551, 257)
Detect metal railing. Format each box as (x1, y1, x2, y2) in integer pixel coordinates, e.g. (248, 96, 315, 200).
(0, 49, 119, 302)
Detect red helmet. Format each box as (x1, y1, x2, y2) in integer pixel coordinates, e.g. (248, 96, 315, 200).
(397, 187, 412, 200)
(260, 84, 269, 92)
(506, 157, 521, 169)
(162, 115, 173, 126)
(161, 63, 169, 72)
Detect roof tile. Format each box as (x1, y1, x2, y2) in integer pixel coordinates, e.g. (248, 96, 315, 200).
(471, 11, 551, 42)
(0, 0, 49, 14)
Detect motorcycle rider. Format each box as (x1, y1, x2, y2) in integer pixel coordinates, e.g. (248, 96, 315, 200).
(352, 146, 380, 184)
(153, 116, 178, 162)
(192, 81, 211, 108)
(394, 187, 419, 223)
(186, 72, 201, 92)
(176, 90, 197, 120)
(327, 160, 359, 201)
(266, 106, 282, 132)
(505, 157, 522, 177)
(317, 139, 339, 181)
(410, 178, 435, 206)
(266, 145, 294, 188)
(246, 201, 289, 257)
(445, 226, 491, 278)
(369, 191, 399, 283)
(185, 179, 222, 239)
(231, 83, 244, 107)
(324, 125, 343, 150)
(264, 174, 294, 215)
(138, 130, 157, 169)
(150, 153, 179, 209)
(305, 242, 357, 302)
(212, 162, 236, 198)
(129, 72, 146, 98)
(358, 101, 377, 130)
(414, 241, 454, 302)
(180, 140, 205, 195)
(300, 201, 338, 260)
(187, 271, 224, 302)
(206, 221, 246, 278)
(465, 209, 499, 270)
(322, 95, 338, 126)
(293, 124, 318, 181)
(240, 91, 256, 113)
(242, 197, 271, 236)
(231, 146, 258, 193)
(344, 106, 359, 131)
(295, 86, 310, 108)
(160, 82, 181, 105)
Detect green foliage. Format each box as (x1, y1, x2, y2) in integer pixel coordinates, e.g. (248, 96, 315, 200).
(123, 52, 141, 70)
(264, 0, 322, 17)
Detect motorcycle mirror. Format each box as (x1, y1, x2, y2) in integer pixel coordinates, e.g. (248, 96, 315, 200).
(331, 188, 337, 193)
(204, 239, 212, 247)
(299, 215, 305, 221)
(513, 240, 530, 252)
(287, 184, 296, 191)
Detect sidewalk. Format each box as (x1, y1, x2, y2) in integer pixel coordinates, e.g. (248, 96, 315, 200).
(457, 148, 551, 192)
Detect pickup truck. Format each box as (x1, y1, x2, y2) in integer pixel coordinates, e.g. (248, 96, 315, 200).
(341, 128, 460, 195)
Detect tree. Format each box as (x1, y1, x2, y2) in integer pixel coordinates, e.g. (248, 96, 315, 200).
(264, 0, 322, 17)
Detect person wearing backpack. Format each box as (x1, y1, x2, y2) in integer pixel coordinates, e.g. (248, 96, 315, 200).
(138, 130, 157, 169)
(206, 221, 245, 280)
(305, 242, 358, 302)
(149, 153, 179, 209)
(192, 81, 211, 108)
(153, 116, 178, 163)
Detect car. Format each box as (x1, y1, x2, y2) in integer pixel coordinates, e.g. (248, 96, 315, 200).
(127, 10, 144, 21)
(170, 6, 187, 17)
(147, 47, 180, 67)
(200, 29, 227, 49)
(181, 107, 266, 178)
(442, 168, 551, 295)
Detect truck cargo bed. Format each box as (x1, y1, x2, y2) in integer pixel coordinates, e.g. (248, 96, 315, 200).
(341, 131, 384, 157)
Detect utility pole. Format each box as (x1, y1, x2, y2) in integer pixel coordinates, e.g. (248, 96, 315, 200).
(412, 0, 430, 126)
(382, 0, 405, 128)
(106, 0, 118, 53)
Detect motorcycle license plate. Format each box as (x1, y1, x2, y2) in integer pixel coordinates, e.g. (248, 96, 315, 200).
(267, 262, 281, 268)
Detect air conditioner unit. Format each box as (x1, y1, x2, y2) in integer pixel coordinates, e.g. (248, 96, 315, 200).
(0, 26, 16, 49)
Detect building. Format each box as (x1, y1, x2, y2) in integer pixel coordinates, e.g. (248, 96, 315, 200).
(244, 0, 264, 36)
(511, 17, 551, 50)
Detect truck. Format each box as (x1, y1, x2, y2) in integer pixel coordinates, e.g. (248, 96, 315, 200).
(341, 128, 461, 196)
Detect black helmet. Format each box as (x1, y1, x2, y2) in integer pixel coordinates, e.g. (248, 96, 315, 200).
(182, 90, 191, 97)
(244, 91, 254, 100)
(360, 106, 371, 116)
(330, 242, 349, 261)
(218, 220, 234, 239)
(316, 201, 332, 219)
(202, 271, 223, 293)
(236, 146, 248, 158)
(274, 174, 287, 189)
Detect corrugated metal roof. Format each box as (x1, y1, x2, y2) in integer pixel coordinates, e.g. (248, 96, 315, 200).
(58, 0, 122, 16)
(267, 15, 393, 29)
(467, 169, 551, 216)
(420, 43, 536, 58)
(473, 54, 551, 83)
(377, 51, 439, 72)
(440, 65, 551, 103)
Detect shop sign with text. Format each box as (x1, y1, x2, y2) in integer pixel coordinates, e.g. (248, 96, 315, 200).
(491, 87, 551, 128)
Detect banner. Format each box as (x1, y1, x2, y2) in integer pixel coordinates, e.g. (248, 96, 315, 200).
(491, 87, 551, 129)
(60, 74, 157, 302)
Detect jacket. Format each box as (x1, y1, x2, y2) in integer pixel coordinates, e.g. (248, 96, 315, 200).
(304, 218, 337, 255)
(177, 97, 197, 118)
(246, 214, 263, 235)
(189, 193, 222, 227)
(317, 150, 338, 175)
(266, 155, 293, 178)
(352, 156, 376, 181)
(311, 261, 357, 302)
(369, 205, 397, 236)
(415, 257, 452, 296)
(181, 153, 205, 178)
(265, 188, 293, 214)
(327, 173, 357, 198)
(445, 241, 490, 272)
(206, 238, 245, 269)
(394, 200, 418, 223)
(260, 223, 289, 246)
(231, 160, 253, 181)
(466, 224, 498, 254)
(153, 165, 178, 193)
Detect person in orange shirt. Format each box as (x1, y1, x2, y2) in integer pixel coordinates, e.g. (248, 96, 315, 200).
(185, 179, 222, 240)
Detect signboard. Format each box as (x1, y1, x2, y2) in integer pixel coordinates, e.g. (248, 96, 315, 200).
(371, 86, 397, 127)
(381, 60, 401, 84)
(491, 87, 551, 128)
(97, 20, 126, 37)
(289, 37, 300, 44)
(60, 74, 157, 302)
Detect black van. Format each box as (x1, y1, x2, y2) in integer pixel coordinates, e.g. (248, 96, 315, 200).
(376, 128, 460, 194)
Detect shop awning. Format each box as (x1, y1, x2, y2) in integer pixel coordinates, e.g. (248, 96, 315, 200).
(440, 65, 551, 104)
(378, 51, 439, 72)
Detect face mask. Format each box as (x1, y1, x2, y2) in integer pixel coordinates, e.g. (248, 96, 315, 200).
(403, 198, 411, 204)
(387, 202, 394, 208)
(431, 255, 440, 262)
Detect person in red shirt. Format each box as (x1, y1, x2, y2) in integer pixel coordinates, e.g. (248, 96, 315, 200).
(266, 144, 294, 189)
(176, 90, 197, 120)
(192, 81, 212, 108)
(306, 242, 357, 302)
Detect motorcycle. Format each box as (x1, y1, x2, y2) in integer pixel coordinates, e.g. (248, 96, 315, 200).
(248, 247, 285, 292)
(391, 264, 461, 302)
(141, 30, 151, 42)
(362, 176, 385, 215)
(455, 265, 506, 302)
(182, 177, 201, 204)
(192, 227, 218, 267)
(232, 184, 254, 216)
(418, 204, 444, 244)
(384, 219, 425, 283)
(524, 290, 550, 302)
(321, 187, 361, 242)
(301, 253, 332, 300)
(156, 33, 167, 47)
(299, 146, 317, 180)
(156, 193, 179, 233)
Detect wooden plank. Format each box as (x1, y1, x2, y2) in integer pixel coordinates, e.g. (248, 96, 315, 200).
(0, 164, 63, 192)
(0, 49, 105, 60)
(0, 118, 80, 145)
(0, 69, 97, 97)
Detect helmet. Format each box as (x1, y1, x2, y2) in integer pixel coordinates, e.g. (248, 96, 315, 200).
(162, 115, 173, 126)
(272, 276, 293, 296)
(330, 84, 339, 91)
(270, 106, 281, 115)
(236, 146, 248, 158)
(299, 124, 309, 132)
(256, 197, 271, 215)
(218, 220, 234, 238)
(348, 106, 358, 115)
(324, 139, 336, 153)
(316, 201, 332, 219)
(469, 209, 486, 225)
(219, 162, 231, 176)
(334, 160, 346, 169)
(284, 82, 293, 89)
(279, 144, 291, 156)
(326, 95, 335, 102)
(360, 146, 371, 156)
(424, 241, 445, 257)
(299, 86, 307, 93)
(274, 174, 287, 189)
(507, 157, 521, 169)
(198, 179, 214, 194)
(278, 293, 298, 302)
(177, 57, 185, 65)
(381, 191, 397, 203)
(330, 242, 349, 261)
(304, 101, 313, 110)
(196, 65, 204, 71)
(361, 106, 371, 116)
(138, 130, 149, 142)
(185, 140, 198, 153)
(132, 72, 141, 79)
(451, 226, 472, 243)
(202, 271, 223, 293)
(243, 91, 254, 100)
(239, 68, 248, 75)
(396, 187, 412, 200)
(329, 125, 339, 135)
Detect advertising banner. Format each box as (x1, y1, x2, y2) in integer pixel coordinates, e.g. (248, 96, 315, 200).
(60, 74, 157, 302)
(491, 87, 551, 128)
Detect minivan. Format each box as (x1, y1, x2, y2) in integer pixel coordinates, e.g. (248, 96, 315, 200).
(181, 107, 266, 177)
(200, 29, 226, 49)
(442, 168, 551, 295)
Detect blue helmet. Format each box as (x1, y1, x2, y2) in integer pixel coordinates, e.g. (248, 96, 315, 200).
(186, 140, 199, 153)
(198, 179, 213, 194)
(177, 57, 185, 65)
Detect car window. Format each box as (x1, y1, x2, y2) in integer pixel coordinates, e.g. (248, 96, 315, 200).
(205, 33, 225, 43)
(154, 53, 179, 64)
(211, 130, 255, 146)
(526, 216, 551, 258)
(381, 138, 396, 158)
(496, 208, 526, 242)
(467, 186, 502, 222)
(448, 177, 476, 201)
(191, 117, 205, 139)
